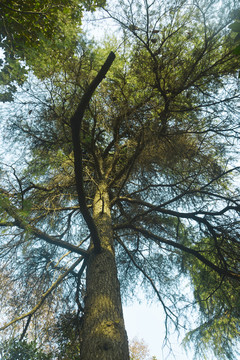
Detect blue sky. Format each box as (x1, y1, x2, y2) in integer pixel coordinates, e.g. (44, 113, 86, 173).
(123, 302, 194, 360)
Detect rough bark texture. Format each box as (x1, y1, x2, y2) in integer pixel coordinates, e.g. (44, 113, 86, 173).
(80, 182, 130, 360)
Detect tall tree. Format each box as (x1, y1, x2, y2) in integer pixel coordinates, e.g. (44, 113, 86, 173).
(0, 0, 240, 359)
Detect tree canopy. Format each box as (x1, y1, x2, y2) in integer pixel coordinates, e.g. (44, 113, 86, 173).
(0, 0, 240, 359)
(0, 0, 105, 101)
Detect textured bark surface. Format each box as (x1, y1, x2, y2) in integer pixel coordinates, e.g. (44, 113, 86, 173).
(80, 183, 129, 360)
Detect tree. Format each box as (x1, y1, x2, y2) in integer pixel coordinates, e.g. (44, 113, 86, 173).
(129, 337, 160, 360)
(0, 0, 240, 359)
(129, 337, 150, 360)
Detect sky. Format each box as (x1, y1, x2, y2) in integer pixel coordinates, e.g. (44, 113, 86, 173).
(123, 303, 191, 360)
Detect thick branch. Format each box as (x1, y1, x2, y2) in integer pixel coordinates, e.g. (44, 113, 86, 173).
(1, 199, 88, 257)
(70, 51, 116, 253)
(116, 195, 239, 223)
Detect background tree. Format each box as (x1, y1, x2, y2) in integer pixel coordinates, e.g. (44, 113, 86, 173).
(0, 0, 240, 359)
(0, 0, 105, 101)
(129, 337, 150, 360)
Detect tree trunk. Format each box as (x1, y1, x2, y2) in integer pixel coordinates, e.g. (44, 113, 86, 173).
(80, 182, 130, 360)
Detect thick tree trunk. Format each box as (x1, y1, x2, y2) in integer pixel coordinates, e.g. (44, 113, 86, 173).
(80, 182, 129, 360)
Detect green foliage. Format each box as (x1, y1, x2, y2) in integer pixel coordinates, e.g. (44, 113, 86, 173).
(229, 9, 240, 55)
(229, 21, 240, 55)
(51, 311, 82, 359)
(182, 238, 240, 360)
(0, 339, 53, 360)
(0, 0, 105, 98)
(0, 0, 104, 54)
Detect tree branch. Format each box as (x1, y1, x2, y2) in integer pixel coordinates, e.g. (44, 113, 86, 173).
(1, 197, 89, 257)
(70, 51, 116, 253)
(116, 194, 239, 223)
(115, 223, 240, 280)
(20, 314, 32, 341)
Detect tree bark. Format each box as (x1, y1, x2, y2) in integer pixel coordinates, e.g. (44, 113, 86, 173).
(80, 182, 129, 360)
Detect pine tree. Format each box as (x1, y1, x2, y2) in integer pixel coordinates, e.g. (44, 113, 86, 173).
(0, 1, 240, 359)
